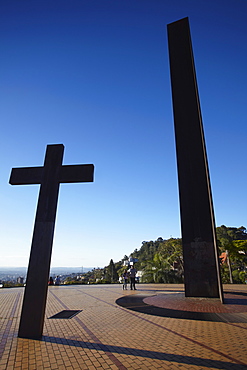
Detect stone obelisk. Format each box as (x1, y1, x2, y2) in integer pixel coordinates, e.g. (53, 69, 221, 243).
(167, 18, 223, 301)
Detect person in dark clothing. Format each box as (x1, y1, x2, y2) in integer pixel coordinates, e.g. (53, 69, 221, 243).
(128, 265, 137, 290)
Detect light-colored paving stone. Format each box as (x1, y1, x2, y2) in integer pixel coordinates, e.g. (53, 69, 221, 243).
(0, 284, 246, 369)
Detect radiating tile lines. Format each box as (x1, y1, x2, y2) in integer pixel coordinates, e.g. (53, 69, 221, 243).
(0, 292, 21, 360)
(1, 286, 247, 369)
(49, 290, 128, 370)
(63, 286, 247, 367)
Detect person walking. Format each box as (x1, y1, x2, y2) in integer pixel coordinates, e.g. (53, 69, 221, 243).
(128, 265, 137, 290)
(122, 269, 129, 290)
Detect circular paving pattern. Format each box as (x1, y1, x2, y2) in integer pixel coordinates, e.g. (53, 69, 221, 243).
(116, 290, 247, 322)
(144, 291, 247, 313)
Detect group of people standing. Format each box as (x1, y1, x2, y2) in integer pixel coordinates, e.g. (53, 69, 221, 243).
(48, 276, 60, 286)
(122, 265, 137, 290)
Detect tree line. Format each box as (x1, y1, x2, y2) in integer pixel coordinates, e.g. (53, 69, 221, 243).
(64, 225, 247, 285)
(100, 225, 247, 284)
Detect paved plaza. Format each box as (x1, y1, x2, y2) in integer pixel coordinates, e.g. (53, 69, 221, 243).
(0, 283, 247, 369)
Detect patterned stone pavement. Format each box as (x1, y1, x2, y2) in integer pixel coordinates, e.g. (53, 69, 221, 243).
(0, 283, 247, 369)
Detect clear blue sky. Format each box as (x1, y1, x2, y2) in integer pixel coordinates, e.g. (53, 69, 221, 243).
(0, 0, 246, 268)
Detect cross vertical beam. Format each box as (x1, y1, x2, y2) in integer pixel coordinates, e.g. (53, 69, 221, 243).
(9, 144, 94, 338)
(167, 18, 223, 301)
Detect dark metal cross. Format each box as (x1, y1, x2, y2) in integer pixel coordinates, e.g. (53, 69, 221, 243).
(9, 144, 94, 339)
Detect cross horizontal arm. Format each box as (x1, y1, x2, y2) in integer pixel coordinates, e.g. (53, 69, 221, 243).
(9, 164, 94, 185)
(59, 164, 94, 183)
(9, 167, 43, 185)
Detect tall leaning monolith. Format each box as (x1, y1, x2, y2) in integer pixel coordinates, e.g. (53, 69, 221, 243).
(167, 17, 223, 301)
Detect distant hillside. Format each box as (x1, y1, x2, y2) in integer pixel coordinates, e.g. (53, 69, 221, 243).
(50, 267, 95, 275)
(0, 266, 96, 276)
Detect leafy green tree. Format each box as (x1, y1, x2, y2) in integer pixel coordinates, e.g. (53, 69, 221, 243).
(134, 240, 159, 264)
(105, 259, 119, 283)
(141, 238, 183, 283)
(216, 226, 247, 283)
(158, 238, 183, 274)
(217, 225, 247, 246)
(142, 253, 169, 283)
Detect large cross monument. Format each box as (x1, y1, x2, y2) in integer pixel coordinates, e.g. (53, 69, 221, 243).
(10, 144, 94, 339)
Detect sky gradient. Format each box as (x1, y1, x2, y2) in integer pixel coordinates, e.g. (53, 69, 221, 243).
(1, 0, 246, 268)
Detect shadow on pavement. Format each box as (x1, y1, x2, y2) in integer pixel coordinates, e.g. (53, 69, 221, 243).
(41, 335, 246, 369)
(116, 294, 247, 323)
